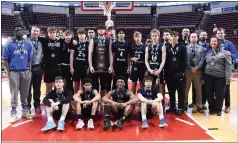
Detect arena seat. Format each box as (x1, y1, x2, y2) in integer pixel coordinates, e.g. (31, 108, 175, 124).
(158, 12, 203, 27)
(1, 14, 17, 37)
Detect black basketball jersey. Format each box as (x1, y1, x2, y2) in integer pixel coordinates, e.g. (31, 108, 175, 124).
(112, 88, 130, 103)
(112, 41, 130, 65)
(93, 37, 110, 69)
(61, 41, 72, 64)
(81, 89, 95, 101)
(137, 88, 157, 100)
(73, 41, 89, 64)
(41, 38, 64, 69)
(131, 43, 146, 66)
(148, 43, 162, 70)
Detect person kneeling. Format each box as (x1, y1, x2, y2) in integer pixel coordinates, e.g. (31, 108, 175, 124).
(41, 76, 73, 132)
(73, 78, 100, 130)
(102, 76, 139, 131)
(137, 76, 168, 128)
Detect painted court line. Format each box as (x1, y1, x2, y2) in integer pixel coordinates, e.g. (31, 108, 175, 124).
(185, 113, 221, 142)
(11, 120, 33, 127)
(175, 118, 194, 126)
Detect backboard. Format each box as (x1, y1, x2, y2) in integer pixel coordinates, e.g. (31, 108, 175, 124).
(81, 1, 134, 11)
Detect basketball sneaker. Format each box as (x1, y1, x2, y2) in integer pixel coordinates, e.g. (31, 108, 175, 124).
(142, 120, 149, 128)
(87, 119, 94, 129)
(76, 119, 85, 129)
(159, 118, 168, 127)
(10, 108, 18, 123)
(41, 121, 57, 132)
(57, 120, 65, 131)
(115, 118, 124, 130)
(22, 107, 34, 119)
(103, 119, 111, 131)
(10, 114, 18, 123)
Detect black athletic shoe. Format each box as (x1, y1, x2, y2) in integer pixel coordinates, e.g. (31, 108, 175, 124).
(175, 109, 184, 116)
(166, 108, 176, 113)
(116, 118, 124, 130)
(103, 119, 111, 131)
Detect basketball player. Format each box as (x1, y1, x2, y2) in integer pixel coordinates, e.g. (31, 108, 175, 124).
(57, 29, 64, 39)
(41, 76, 73, 132)
(160, 29, 172, 99)
(70, 28, 89, 93)
(40, 27, 64, 94)
(216, 28, 236, 113)
(88, 24, 113, 97)
(102, 76, 139, 130)
(145, 29, 166, 91)
(61, 30, 74, 92)
(130, 31, 146, 94)
(165, 31, 187, 116)
(27, 25, 43, 114)
(137, 76, 167, 128)
(73, 78, 101, 129)
(87, 29, 95, 42)
(3, 24, 33, 122)
(112, 28, 130, 89)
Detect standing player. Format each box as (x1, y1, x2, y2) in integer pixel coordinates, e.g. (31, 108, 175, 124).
(70, 28, 89, 93)
(3, 24, 33, 122)
(112, 28, 130, 89)
(137, 76, 167, 128)
(61, 30, 74, 92)
(41, 76, 73, 132)
(87, 29, 95, 42)
(88, 24, 113, 97)
(39, 27, 64, 94)
(165, 31, 187, 115)
(130, 31, 146, 94)
(73, 78, 101, 129)
(145, 29, 166, 91)
(102, 76, 139, 130)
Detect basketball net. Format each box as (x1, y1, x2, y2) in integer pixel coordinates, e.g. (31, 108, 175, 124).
(99, 1, 115, 28)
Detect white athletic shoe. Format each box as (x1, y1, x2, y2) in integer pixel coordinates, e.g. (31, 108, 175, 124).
(76, 119, 85, 129)
(87, 119, 94, 129)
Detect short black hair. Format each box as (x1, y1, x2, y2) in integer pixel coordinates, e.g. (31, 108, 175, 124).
(116, 28, 126, 35)
(163, 29, 172, 34)
(97, 24, 106, 30)
(83, 78, 93, 85)
(116, 76, 126, 83)
(13, 24, 23, 30)
(55, 76, 64, 81)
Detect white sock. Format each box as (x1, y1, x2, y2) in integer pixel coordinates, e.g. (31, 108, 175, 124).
(158, 114, 164, 120)
(48, 116, 53, 121)
(60, 116, 65, 121)
(142, 115, 147, 120)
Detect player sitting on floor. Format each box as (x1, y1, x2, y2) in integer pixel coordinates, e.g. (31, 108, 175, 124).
(73, 78, 101, 130)
(41, 76, 73, 132)
(137, 76, 168, 128)
(102, 76, 139, 130)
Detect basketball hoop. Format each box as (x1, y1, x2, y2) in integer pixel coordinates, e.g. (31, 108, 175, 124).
(99, 1, 115, 27)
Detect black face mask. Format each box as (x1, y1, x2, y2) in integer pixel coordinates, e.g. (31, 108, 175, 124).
(199, 37, 206, 43)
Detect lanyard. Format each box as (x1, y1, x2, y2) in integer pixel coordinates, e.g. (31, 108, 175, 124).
(16, 40, 24, 54)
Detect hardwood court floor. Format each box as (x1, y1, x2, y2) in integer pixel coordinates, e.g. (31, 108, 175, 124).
(1, 75, 238, 142)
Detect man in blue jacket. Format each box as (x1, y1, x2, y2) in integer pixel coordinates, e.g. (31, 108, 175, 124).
(2, 24, 34, 123)
(216, 28, 236, 113)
